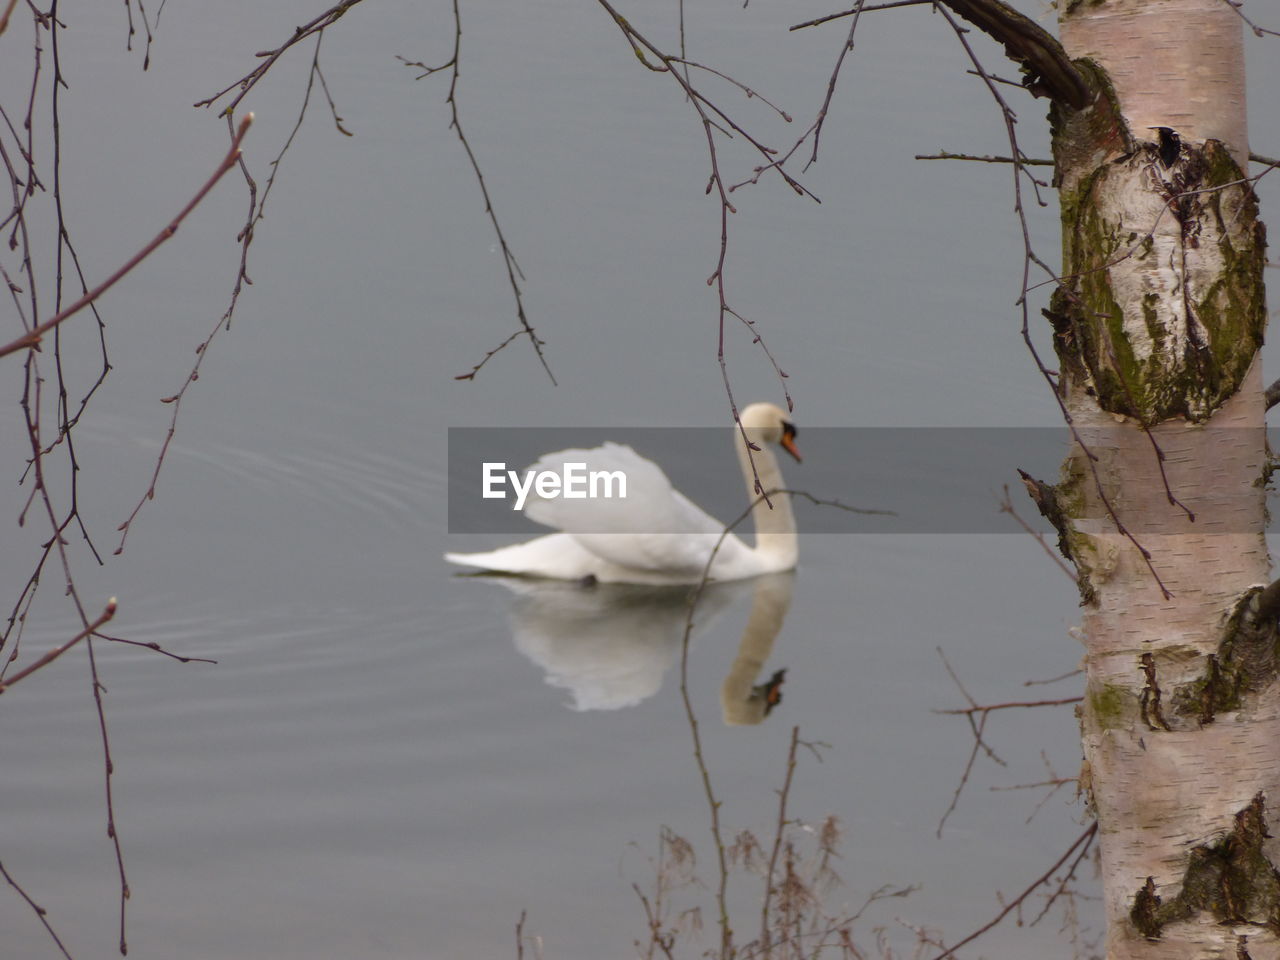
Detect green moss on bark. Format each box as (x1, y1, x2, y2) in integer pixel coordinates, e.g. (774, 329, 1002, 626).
(1172, 587, 1280, 723)
(1049, 75, 1267, 424)
(1040, 447, 1100, 606)
(1088, 682, 1129, 729)
(1129, 795, 1280, 939)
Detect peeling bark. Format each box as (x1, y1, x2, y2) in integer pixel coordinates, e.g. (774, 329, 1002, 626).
(1050, 136, 1266, 423)
(1129, 795, 1280, 944)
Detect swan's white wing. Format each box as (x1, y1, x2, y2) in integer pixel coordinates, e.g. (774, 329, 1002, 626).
(444, 533, 715, 584)
(521, 443, 705, 533)
(521, 443, 756, 577)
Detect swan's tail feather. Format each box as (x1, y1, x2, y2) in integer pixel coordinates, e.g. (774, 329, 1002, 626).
(445, 534, 606, 580)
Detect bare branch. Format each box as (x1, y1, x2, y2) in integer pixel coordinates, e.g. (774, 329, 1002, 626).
(193, 1, 366, 114)
(794, 0, 1092, 109)
(1216, 0, 1280, 38)
(118, 31, 356, 552)
(927, 822, 1098, 960)
(0, 0, 19, 35)
(592, 0, 812, 458)
(936, 0, 1092, 108)
(755, 727, 801, 955)
(0, 598, 117, 693)
(998, 484, 1079, 582)
(935, 647, 1007, 836)
(398, 0, 555, 385)
(936, 696, 1083, 717)
(0, 115, 253, 360)
(790, 0, 933, 32)
(916, 150, 1053, 167)
(0, 859, 73, 960)
(1264, 376, 1280, 411)
(96, 631, 217, 665)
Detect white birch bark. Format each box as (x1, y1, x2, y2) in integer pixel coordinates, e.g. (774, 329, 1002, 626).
(1053, 1, 1280, 957)
(1060, 0, 1247, 167)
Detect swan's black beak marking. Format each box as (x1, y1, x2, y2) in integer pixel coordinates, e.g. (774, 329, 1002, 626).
(754, 668, 787, 716)
(780, 422, 802, 463)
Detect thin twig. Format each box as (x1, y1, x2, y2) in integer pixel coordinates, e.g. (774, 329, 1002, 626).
(927, 822, 1098, 960)
(998, 484, 1078, 582)
(593, 0, 810, 454)
(120, 29, 358, 551)
(1024, 668, 1083, 687)
(915, 150, 1053, 167)
(398, 0, 555, 384)
(934, 645, 1082, 841)
(0, 859, 74, 960)
(672, 488, 878, 958)
(677, 559, 734, 957)
(935, 647, 1005, 836)
(95, 632, 217, 665)
(0, 0, 16, 33)
(936, 696, 1084, 717)
(790, 0, 932, 32)
(929, 1, 1177, 599)
(193, 1, 366, 115)
(759, 726, 802, 955)
(0, 115, 253, 360)
(1216, 0, 1280, 38)
(0, 598, 116, 693)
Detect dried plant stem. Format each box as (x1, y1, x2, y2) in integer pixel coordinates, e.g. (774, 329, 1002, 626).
(677, 582, 734, 957)
(759, 726, 802, 954)
(674, 489, 889, 957)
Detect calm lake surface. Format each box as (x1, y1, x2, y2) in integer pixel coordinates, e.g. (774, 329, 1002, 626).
(3, 3, 1279, 958)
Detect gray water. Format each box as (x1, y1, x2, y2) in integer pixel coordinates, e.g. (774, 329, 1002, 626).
(3, 2, 1279, 958)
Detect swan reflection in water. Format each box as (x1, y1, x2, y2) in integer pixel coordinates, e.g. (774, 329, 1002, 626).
(456, 571, 795, 722)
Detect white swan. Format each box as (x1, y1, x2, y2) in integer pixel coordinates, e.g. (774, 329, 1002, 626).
(444, 402, 801, 584)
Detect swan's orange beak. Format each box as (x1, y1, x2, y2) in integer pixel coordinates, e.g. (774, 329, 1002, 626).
(780, 427, 802, 463)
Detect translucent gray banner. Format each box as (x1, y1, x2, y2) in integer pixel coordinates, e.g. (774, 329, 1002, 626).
(447, 427, 1272, 535)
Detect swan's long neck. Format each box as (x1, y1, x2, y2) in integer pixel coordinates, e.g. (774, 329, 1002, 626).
(734, 433, 798, 570)
(721, 572, 795, 724)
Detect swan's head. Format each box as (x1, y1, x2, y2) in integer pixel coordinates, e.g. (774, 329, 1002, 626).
(740, 403, 801, 463)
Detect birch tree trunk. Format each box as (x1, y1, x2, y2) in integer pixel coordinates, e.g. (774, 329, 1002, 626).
(1046, 1, 1279, 956)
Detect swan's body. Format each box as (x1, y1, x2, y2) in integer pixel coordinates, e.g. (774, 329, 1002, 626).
(445, 402, 800, 584)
